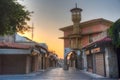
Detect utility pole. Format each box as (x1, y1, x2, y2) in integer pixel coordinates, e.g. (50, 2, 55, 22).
(31, 23, 34, 40)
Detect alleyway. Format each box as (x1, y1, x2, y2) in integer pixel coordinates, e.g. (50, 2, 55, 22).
(0, 68, 117, 80)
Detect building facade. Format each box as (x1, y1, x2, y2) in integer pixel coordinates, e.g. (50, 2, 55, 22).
(59, 6, 119, 78)
(0, 42, 39, 74)
(0, 34, 58, 74)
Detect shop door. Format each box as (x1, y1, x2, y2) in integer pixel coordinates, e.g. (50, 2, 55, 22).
(87, 55, 93, 72)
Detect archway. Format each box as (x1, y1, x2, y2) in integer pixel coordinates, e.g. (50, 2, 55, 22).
(63, 48, 82, 70)
(67, 51, 77, 69)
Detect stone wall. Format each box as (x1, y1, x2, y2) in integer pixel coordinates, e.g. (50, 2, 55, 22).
(107, 46, 118, 78)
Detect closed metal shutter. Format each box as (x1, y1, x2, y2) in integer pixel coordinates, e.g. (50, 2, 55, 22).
(87, 55, 93, 72)
(95, 53, 105, 76)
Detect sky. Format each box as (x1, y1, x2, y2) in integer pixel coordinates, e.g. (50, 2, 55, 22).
(18, 0, 120, 58)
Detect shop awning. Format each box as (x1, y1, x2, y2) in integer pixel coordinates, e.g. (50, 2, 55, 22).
(82, 36, 112, 49)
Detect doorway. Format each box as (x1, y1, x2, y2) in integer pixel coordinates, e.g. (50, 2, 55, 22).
(67, 51, 77, 69)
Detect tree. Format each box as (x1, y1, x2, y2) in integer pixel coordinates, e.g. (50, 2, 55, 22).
(0, 0, 32, 35)
(108, 18, 120, 47)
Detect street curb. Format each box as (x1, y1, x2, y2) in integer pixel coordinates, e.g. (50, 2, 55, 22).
(80, 70, 104, 78)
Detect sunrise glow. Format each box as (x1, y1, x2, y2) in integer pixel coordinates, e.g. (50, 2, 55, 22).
(18, 0, 120, 59)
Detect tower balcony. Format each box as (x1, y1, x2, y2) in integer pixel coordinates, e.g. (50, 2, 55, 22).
(69, 33, 82, 39)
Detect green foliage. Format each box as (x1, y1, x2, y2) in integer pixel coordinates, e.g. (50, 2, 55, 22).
(108, 18, 120, 47)
(0, 0, 32, 35)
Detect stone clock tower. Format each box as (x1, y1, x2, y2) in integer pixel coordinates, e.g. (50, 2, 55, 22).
(71, 4, 82, 34)
(67, 4, 83, 70)
(61, 4, 83, 70)
(70, 4, 82, 49)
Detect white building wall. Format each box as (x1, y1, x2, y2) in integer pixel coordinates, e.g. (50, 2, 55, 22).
(105, 47, 109, 77)
(82, 49, 87, 71)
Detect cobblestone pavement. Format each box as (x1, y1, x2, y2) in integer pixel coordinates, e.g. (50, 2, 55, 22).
(0, 68, 118, 80)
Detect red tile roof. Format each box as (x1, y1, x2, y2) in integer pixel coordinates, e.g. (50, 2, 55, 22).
(82, 37, 112, 49)
(0, 42, 31, 49)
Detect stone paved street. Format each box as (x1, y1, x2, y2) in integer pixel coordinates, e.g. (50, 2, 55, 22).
(0, 68, 118, 80)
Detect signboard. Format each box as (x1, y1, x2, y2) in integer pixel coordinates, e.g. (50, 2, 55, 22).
(85, 50, 90, 55)
(91, 47, 100, 53)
